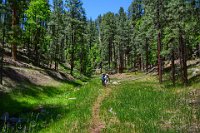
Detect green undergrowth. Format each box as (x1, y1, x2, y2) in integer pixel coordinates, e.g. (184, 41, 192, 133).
(101, 75, 199, 133)
(0, 76, 102, 133)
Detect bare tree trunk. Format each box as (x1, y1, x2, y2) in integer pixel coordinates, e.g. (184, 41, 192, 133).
(50, 59, 53, 69)
(70, 49, 74, 75)
(108, 39, 112, 69)
(139, 55, 142, 71)
(119, 52, 124, 73)
(55, 61, 58, 71)
(54, 39, 58, 71)
(156, 0, 163, 83)
(0, 26, 5, 85)
(11, 6, 17, 61)
(145, 38, 149, 72)
(142, 58, 144, 71)
(27, 31, 30, 63)
(117, 44, 120, 73)
(157, 31, 162, 83)
(70, 31, 75, 75)
(80, 35, 84, 74)
(0, 48, 3, 85)
(124, 54, 127, 70)
(179, 31, 188, 85)
(199, 44, 200, 58)
(113, 43, 117, 70)
(171, 49, 175, 86)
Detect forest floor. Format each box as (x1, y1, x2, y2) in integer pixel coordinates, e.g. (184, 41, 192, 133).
(0, 59, 200, 133)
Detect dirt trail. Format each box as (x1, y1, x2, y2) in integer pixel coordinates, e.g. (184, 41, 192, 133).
(90, 74, 145, 133)
(90, 87, 112, 133)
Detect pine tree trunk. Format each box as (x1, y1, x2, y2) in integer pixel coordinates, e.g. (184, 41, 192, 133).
(179, 31, 188, 85)
(142, 59, 144, 71)
(134, 59, 136, 71)
(70, 30, 75, 75)
(117, 45, 120, 73)
(54, 40, 58, 71)
(34, 41, 39, 65)
(119, 52, 124, 73)
(80, 36, 84, 74)
(171, 49, 175, 86)
(108, 40, 112, 69)
(70, 48, 74, 75)
(0, 28, 5, 85)
(0, 48, 3, 84)
(34, 28, 40, 66)
(55, 61, 58, 71)
(124, 54, 127, 70)
(156, 0, 163, 83)
(139, 55, 142, 71)
(50, 59, 53, 69)
(113, 44, 117, 70)
(158, 31, 162, 83)
(199, 44, 200, 58)
(145, 38, 149, 72)
(55, 37, 59, 71)
(27, 33, 30, 63)
(11, 6, 17, 61)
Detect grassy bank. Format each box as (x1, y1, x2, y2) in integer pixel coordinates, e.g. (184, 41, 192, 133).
(0, 77, 102, 133)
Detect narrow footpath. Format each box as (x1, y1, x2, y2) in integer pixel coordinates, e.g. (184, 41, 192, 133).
(90, 87, 112, 133)
(90, 73, 146, 133)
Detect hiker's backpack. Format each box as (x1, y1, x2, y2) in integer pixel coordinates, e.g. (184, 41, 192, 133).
(102, 75, 105, 81)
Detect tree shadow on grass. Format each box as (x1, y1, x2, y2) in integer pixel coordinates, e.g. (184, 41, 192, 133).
(158, 74, 200, 89)
(0, 65, 83, 116)
(0, 100, 72, 133)
(162, 80, 184, 89)
(3, 67, 32, 84)
(0, 64, 87, 132)
(45, 70, 82, 87)
(0, 92, 30, 115)
(189, 74, 200, 85)
(0, 84, 75, 133)
(0, 68, 80, 131)
(2, 66, 82, 89)
(0, 84, 69, 115)
(19, 105, 72, 133)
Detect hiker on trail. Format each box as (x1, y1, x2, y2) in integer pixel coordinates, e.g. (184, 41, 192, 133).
(101, 73, 110, 86)
(101, 73, 106, 86)
(104, 74, 110, 85)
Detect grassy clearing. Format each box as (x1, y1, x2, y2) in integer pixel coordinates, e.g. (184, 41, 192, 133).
(1, 71, 199, 133)
(0, 76, 103, 133)
(101, 75, 200, 133)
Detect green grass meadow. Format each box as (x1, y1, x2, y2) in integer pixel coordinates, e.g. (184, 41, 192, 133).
(0, 73, 199, 133)
(100, 76, 199, 133)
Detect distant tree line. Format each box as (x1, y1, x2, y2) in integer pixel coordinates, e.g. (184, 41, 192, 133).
(96, 0, 200, 85)
(0, 0, 200, 86)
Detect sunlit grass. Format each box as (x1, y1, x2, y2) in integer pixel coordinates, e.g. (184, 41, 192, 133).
(100, 75, 199, 133)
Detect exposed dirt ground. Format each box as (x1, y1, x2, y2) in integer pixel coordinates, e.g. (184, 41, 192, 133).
(109, 73, 132, 80)
(90, 87, 112, 133)
(0, 65, 75, 92)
